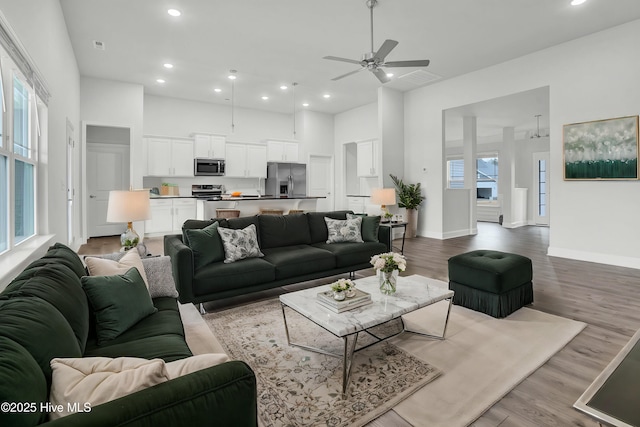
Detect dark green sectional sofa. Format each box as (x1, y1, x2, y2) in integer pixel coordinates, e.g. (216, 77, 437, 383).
(0, 243, 257, 427)
(164, 211, 391, 305)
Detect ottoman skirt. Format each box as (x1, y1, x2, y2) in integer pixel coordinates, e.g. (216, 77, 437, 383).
(449, 279, 533, 318)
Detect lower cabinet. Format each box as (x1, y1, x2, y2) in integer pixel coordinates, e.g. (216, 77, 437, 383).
(146, 198, 196, 235)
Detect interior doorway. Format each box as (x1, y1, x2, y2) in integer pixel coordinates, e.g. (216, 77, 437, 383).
(308, 154, 334, 211)
(83, 124, 131, 238)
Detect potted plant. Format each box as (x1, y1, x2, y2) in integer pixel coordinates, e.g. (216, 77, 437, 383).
(390, 174, 425, 238)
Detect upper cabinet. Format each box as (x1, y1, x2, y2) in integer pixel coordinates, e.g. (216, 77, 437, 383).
(146, 137, 193, 177)
(193, 134, 226, 159)
(266, 140, 299, 162)
(225, 142, 267, 178)
(356, 139, 379, 177)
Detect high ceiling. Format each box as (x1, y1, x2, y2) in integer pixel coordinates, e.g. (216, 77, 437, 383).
(60, 0, 640, 115)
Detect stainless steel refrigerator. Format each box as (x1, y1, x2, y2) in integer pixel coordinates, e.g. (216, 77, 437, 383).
(266, 162, 307, 197)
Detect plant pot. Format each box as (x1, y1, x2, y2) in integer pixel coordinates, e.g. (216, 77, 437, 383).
(333, 291, 346, 301)
(406, 208, 418, 238)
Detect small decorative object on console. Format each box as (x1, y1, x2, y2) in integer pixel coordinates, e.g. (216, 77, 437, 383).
(370, 252, 406, 295)
(330, 278, 355, 300)
(317, 287, 372, 313)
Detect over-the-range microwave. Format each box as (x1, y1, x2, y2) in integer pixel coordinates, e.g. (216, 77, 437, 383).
(194, 158, 225, 176)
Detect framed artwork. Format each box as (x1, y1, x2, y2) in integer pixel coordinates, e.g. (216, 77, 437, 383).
(563, 115, 639, 180)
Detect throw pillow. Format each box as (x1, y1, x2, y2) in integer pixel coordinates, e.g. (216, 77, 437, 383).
(347, 213, 381, 243)
(184, 221, 225, 269)
(85, 249, 150, 289)
(164, 353, 229, 379)
(217, 223, 264, 263)
(325, 217, 364, 243)
(81, 268, 157, 345)
(141, 256, 179, 299)
(49, 357, 169, 420)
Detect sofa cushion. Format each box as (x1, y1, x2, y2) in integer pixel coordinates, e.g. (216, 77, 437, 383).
(325, 216, 364, 243)
(0, 297, 82, 387)
(42, 242, 87, 278)
(0, 337, 48, 426)
(193, 258, 275, 295)
(184, 221, 226, 269)
(347, 213, 381, 243)
(82, 268, 158, 345)
(182, 219, 229, 245)
(306, 211, 352, 244)
(85, 249, 150, 288)
(1, 263, 90, 353)
(261, 245, 336, 280)
(218, 224, 264, 263)
(258, 213, 312, 249)
(84, 335, 193, 362)
(312, 241, 388, 268)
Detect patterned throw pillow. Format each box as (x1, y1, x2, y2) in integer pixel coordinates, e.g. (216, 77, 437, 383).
(217, 223, 264, 264)
(324, 217, 364, 244)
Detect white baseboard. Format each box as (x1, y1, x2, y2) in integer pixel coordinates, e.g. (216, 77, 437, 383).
(442, 228, 476, 239)
(547, 246, 640, 270)
(502, 221, 527, 229)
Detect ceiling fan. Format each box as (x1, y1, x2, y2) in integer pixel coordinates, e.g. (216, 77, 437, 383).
(323, 0, 430, 83)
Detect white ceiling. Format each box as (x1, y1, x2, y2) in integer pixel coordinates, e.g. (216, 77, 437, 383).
(60, 0, 640, 116)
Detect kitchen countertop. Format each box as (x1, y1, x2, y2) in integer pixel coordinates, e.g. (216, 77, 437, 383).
(150, 195, 324, 200)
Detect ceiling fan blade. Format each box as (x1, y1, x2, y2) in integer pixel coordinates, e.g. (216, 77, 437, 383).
(331, 68, 365, 81)
(323, 56, 363, 65)
(373, 39, 398, 61)
(372, 68, 390, 83)
(383, 59, 431, 68)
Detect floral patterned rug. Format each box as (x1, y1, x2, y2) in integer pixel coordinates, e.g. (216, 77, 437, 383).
(204, 298, 441, 427)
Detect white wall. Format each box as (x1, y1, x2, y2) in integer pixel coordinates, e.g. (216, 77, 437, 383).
(378, 87, 405, 189)
(0, 0, 81, 245)
(405, 19, 640, 268)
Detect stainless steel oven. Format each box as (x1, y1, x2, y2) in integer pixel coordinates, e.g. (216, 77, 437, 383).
(194, 158, 225, 176)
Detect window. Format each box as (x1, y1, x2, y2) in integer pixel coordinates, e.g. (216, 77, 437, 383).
(13, 76, 30, 158)
(447, 156, 499, 201)
(0, 155, 6, 252)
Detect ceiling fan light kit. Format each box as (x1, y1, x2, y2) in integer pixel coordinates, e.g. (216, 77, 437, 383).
(323, 0, 430, 83)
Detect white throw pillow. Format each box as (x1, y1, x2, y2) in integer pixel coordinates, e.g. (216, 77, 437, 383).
(325, 216, 364, 243)
(85, 250, 150, 289)
(49, 354, 230, 419)
(217, 224, 264, 263)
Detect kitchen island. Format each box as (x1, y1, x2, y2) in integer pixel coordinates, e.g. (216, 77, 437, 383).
(196, 196, 323, 220)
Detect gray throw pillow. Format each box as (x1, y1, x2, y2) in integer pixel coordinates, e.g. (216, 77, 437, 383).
(141, 256, 179, 298)
(325, 217, 364, 243)
(217, 223, 264, 264)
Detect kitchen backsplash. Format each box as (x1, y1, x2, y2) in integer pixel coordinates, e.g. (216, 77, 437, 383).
(142, 176, 265, 196)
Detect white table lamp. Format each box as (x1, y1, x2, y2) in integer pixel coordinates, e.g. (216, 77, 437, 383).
(106, 189, 151, 250)
(371, 188, 396, 221)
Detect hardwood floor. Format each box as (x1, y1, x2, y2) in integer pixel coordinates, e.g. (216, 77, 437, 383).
(79, 224, 640, 426)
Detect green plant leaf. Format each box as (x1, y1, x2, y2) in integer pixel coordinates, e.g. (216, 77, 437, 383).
(390, 174, 425, 209)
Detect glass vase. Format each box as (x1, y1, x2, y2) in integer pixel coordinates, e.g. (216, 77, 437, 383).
(379, 270, 398, 295)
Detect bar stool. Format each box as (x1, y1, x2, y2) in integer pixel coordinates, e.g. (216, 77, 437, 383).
(288, 209, 304, 214)
(215, 209, 240, 219)
(259, 209, 284, 215)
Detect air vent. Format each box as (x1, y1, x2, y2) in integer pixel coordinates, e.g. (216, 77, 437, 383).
(92, 40, 105, 50)
(398, 69, 441, 86)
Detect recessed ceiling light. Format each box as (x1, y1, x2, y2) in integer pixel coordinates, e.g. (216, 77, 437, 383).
(214, 88, 222, 93)
(302, 103, 309, 107)
(280, 85, 288, 90)
(163, 63, 173, 69)
(228, 75, 237, 80)
(167, 9, 181, 17)
(261, 96, 269, 100)
(386, 73, 394, 78)
(156, 79, 165, 83)
(323, 94, 331, 99)
(570, 0, 586, 5)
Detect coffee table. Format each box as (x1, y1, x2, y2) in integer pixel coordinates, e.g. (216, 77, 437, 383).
(279, 274, 454, 395)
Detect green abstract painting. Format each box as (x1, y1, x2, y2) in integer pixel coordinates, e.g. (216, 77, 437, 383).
(563, 116, 639, 180)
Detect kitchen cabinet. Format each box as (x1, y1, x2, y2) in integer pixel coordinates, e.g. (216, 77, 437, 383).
(347, 196, 369, 214)
(193, 134, 226, 159)
(266, 140, 299, 162)
(225, 143, 267, 178)
(356, 140, 379, 177)
(146, 137, 193, 177)
(146, 198, 196, 235)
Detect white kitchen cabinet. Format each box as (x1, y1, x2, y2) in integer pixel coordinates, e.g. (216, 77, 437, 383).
(146, 198, 197, 235)
(347, 196, 369, 214)
(356, 140, 379, 177)
(266, 140, 299, 162)
(193, 134, 226, 159)
(225, 143, 267, 178)
(146, 137, 194, 177)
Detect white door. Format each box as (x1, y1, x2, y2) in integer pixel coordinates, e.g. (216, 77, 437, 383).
(309, 155, 334, 211)
(87, 143, 129, 237)
(533, 152, 550, 226)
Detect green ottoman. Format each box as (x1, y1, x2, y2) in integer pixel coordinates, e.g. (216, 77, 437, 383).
(448, 250, 533, 318)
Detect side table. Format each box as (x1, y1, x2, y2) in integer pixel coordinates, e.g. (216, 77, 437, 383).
(379, 221, 408, 254)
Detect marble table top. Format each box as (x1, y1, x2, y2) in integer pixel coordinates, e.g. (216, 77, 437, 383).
(279, 274, 454, 337)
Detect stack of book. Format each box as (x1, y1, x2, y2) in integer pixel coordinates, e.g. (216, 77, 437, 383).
(316, 288, 372, 313)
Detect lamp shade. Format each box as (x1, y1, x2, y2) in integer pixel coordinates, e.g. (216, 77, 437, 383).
(370, 188, 396, 206)
(106, 190, 151, 223)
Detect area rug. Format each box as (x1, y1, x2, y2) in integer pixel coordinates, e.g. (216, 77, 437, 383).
(204, 299, 441, 427)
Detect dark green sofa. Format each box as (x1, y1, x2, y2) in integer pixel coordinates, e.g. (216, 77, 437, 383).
(164, 211, 391, 305)
(0, 243, 257, 427)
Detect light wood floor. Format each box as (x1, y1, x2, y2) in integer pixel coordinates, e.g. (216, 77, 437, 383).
(79, 224, 640, 426)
